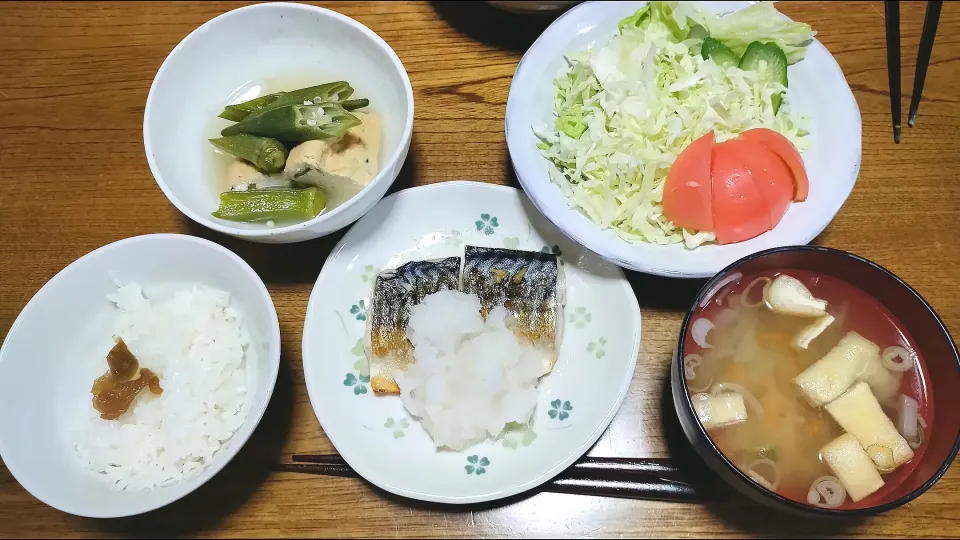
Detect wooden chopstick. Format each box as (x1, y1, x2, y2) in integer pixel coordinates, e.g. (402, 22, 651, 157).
(908, 0, 943, 128)
(279, 454, 699, 502)
(885, 0, 902, 143)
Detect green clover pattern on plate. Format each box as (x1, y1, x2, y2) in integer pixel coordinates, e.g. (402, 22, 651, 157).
(548, 399, 573, 421)
(343, 372, 370, 395)
(360, 265, 378, 283)
(384, 417, 410, 438)
(465, 455, 490, 475)
(445, 229, 463, 247)
(503, 236, 520, 249)
(586, 338, 607, 359)
(351, 339, 369, 377)
(568, 306, 592, 328)
(475, 214, 499, 235)
(350, 300, 367, 321)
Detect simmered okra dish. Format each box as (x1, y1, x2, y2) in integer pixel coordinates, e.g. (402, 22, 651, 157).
(209, 81, 381, 225)
(683, 271, 930, 509)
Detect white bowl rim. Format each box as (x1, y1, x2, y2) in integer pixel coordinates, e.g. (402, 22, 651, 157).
(504, 0, 863, 279)
(0, 233, 282, 518)
(143, 2, 416, 239)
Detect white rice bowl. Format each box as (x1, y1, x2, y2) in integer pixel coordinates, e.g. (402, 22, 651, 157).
(73, 283, 254, 491)
(395, 290, 548, 451)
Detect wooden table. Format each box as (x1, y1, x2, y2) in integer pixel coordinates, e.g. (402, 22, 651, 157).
(1, 1, 958, 537)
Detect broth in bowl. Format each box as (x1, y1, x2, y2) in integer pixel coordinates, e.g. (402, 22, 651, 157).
(682, 269, 931, 510)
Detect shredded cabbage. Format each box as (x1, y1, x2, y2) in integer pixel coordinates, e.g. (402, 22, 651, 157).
(536, 1, 812, 249)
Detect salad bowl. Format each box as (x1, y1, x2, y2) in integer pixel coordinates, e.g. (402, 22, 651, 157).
(506, 1, 861, 278)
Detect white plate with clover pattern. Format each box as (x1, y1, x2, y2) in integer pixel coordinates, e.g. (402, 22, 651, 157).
(302, 181, 641, 504)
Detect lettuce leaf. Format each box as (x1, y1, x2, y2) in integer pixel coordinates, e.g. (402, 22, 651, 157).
(702, 2, 816, 65)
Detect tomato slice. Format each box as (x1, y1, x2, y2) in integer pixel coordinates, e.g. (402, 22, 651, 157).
(738, 128, 809, 201)
(662, 131, 715, 231)
(723, 139, 794, 228)
(710, 140, 773, 244)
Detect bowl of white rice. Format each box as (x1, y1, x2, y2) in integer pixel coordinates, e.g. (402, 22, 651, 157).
(0, 234, 281, 518)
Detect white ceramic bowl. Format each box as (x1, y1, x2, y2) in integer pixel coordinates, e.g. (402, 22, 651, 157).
(506, 1, 862, 278)
(0, 234, 281, 518)
(144, 2, 414, 243)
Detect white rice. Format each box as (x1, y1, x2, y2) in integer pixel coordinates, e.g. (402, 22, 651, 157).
(395, 290, 547, 451)
(73, 283, 253, 491)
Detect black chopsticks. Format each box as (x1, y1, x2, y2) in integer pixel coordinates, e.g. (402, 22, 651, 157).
(909, 1, 943, 128)
(884, 1, 901, 143)
(277, 454, 700, 502)
(885, 0, 943, 143)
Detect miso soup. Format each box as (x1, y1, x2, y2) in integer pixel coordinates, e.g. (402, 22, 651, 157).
(683, 269, 932, 509)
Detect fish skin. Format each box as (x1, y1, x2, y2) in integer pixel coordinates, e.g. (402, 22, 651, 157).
(365, 257, 461, 394)
(462, 245, 564, 373)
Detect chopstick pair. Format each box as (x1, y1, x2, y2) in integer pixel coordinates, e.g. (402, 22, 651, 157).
(885, 1, 943, 143)
(276, 454, 700, 502)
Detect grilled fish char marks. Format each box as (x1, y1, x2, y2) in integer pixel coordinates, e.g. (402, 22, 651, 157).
(366, 257, 461, 394)
(365, 246, 566, 394)
(462, 246, 563, 362)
